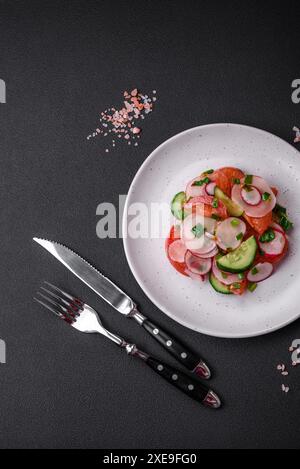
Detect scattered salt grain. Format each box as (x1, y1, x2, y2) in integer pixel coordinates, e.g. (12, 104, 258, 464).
(293, 126, 300, 143)
(87, 88, 157, 151)
(282, 371, 289, 376)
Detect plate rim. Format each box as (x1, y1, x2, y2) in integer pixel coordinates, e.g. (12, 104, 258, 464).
(123, 123, 300, 338)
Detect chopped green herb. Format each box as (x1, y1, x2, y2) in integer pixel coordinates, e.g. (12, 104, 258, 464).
(192, 176, 210, 187)
(274, 204, 287, 216)
(221, 272, 228, 279)
(233, 178, 241, 185)
(273, 203, 293, 232)
(279, 216, 293, 232)
(212, 198, 219, 208)
(192, 223, 205, 238)
(260, 228, 275, 243)
(251, 267, 259, 275)
(204, 169, 214, 175)
(243, 185, 253, 192)
(248, 282, 258, 293)
(262, 192, 271, 201)
(232, 283, 241, 290)
(244, 175, 253, 185)
(238, 273, 245, 280)
(231, 219, 240, 227)
(236, 232, 243, 241)
(192, 180, 205, 187)
(211, 214, 221, 221)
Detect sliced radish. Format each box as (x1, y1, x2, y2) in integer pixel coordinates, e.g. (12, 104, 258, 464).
(185, 251, 212, 275)
(216, 217, 246, 251)
(241, 186, 261, 206)
(168, 240, 187, 263)
(206, 182, 216, 196)
(181, 214, 217, 252)
(259, 229, 286, 257)
(184, 194, 213, 209)
(186, 177, 207, 199)
(185, 269, 205, 282)
(212, 258, 241, 285)
(232, 176, 276, 218)
(271, 222, 284, 234)
(247, 262, 274, 283)
(191, 245, 219, 259)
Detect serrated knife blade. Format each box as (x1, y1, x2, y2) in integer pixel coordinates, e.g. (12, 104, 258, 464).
(33, 238, 136, 316)
(33, 237, 212, 380)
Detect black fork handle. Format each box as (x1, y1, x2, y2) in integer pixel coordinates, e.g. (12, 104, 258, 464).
(131, 312, 211, 380)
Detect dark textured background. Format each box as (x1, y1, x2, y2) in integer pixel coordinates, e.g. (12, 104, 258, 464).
(0, 0, 300, 449)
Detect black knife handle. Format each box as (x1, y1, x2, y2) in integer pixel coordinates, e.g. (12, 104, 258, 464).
(140, 318, 211, 379)
(145, 356, 220, 408)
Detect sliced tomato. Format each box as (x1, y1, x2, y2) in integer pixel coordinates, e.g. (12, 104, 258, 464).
(166, 226, 188, 277)
(243, 211, 273, 236)
(271, 187, 278, 197)
(219, 167, 245, 191)
(208, 169, 231, 196)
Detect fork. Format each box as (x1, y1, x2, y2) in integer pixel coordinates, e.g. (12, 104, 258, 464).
(34, 282, 221, 409)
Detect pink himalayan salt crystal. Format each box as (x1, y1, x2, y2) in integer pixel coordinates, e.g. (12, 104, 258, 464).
(132, 127, 141, 134)
(293, 127, 300, 143)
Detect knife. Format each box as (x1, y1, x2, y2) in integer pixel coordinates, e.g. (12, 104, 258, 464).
(33, 238, 211, 379)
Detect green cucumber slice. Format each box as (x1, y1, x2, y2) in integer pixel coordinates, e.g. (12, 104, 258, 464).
(171, 192, 187, 220)
(217, 236, 258, 273)
(209, 273, 232, 294)
(215, 187, 244, 217)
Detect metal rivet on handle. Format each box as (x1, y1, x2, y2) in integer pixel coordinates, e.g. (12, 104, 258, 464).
(157, 365, 164, 371)
(153, 329, 159, 335)
(172, 374, 178, 381)
(166, 340, 172, 347)
(181, 352, 187, 359)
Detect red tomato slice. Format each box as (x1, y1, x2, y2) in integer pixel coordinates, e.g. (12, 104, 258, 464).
(219, 167, 245, 191)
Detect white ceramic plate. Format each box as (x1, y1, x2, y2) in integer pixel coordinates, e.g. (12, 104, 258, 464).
(123, 124, 300, 338)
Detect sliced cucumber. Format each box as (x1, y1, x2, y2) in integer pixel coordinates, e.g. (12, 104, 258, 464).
(217, 236, 258, 273)
(209, 273, 232, 295)
(171, 192, 187, 220)
(215, 187, 244, 217)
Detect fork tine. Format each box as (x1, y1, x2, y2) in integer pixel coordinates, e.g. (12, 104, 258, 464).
(33, 297, 63, 319)
(44, 281, 82, 306)
(36, 291, 75, 322)
(40, 286, 81, 315)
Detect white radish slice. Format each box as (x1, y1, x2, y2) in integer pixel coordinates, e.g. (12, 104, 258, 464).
(215, 217, 246, 251)
(206, 182, 216, 196)
(212, 258, 241, 285)
(232, 176, 276, 218)
(185, 236, 216, 253)
(259, 229, 286, 257)
(191, 245, 219, 259)
(181, 214, 217, 252)
(186, 177, 207, 199)
(271, 222, 284, 234)
(168, 240, 187, 263)
(185, 270, 205, 281)
(185, 251, 212, 275)
(247, 262, 274, 283)
(241, 186, 261, 206)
